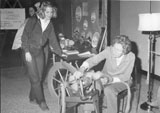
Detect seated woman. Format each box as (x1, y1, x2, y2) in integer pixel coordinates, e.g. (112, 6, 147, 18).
(73, 35, 135, 113)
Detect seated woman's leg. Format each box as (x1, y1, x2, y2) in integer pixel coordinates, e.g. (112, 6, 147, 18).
(103, 82, 127, 113)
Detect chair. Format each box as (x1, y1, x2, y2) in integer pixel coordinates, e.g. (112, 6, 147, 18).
(117, 59, 141, 113)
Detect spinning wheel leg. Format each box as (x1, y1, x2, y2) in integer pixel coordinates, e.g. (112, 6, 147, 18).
(92, 92, 100, 113)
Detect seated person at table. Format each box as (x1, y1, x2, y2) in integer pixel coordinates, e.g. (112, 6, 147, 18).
(74, 35, 135, 113)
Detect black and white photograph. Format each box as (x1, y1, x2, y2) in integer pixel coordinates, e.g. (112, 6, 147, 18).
(0, 0, 160, 113)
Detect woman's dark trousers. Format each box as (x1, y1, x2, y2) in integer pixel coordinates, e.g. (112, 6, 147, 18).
(24, 50, 45, 104)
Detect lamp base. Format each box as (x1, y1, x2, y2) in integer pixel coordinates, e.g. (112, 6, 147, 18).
(140, 102, 152, 111)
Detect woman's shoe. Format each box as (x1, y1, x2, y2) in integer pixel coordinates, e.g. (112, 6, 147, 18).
(39, 102, 49, 111)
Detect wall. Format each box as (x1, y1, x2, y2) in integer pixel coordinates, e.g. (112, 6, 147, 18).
(120, 1, 160, 76)
(63, 0, 72, 39)
(108, 0, 120, 45)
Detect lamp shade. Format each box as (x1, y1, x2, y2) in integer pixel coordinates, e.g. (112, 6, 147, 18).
(138, 13, 160, 31)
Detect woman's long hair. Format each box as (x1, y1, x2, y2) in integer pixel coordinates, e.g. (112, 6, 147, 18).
(36, 1, 53, 19)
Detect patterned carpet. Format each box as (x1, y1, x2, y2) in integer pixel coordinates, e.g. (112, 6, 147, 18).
(1, 67, 160, 113)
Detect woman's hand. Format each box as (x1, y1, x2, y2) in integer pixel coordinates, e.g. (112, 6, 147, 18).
(84, 71, 103, 80)
(92, 71, 103, 80)
(71, 66, 86, 79)
(100, 77, 108, 85)
(73, 71, 83, 79)
(25, 52, 32, 62)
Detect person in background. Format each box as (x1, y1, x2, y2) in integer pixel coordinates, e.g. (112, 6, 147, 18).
(21, 1, 62, 111)
(74, 35, 135, 113)
(28, 6, 36, 17)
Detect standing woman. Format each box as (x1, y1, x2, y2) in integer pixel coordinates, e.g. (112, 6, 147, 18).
(21, 1, 62, 111)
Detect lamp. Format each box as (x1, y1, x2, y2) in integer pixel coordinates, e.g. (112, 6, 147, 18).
(138, 13, 160, 112)
(138, 13, 160, 31)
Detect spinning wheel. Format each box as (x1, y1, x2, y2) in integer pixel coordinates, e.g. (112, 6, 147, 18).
(47, 61, 100, 113)
(47, 61, 77, 113)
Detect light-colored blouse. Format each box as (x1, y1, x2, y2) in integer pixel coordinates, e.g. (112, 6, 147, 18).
(83, 47, 135, 82)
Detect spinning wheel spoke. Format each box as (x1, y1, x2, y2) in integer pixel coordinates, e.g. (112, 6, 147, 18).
(65, 70, 69, 81)
(53, 77, 61, 84)
(54, 86, 61, 91)
(65, 88, 71, 97)
(58, 69, 65, 83)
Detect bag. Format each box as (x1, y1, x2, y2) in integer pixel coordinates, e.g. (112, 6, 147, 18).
(12, 19, 29, 50)
(13, 16, 37, 50)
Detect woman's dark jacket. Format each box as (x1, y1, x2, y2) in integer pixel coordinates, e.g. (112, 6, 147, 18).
(21, 16, 62, 56)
